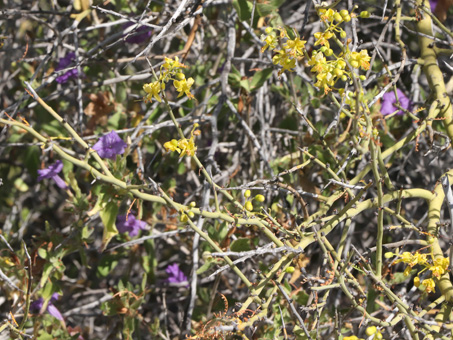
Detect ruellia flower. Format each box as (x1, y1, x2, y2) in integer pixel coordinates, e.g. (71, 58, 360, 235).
(165, 263, 188, 285)
(116, 213, 147, 237)
(123, 22, 152, 44)
(381, 88, 411, 116)
(92, 130, 128, 160)
(143, 81, 164, 103)
(31, 293, 64, 321)
(37, 160, 68, 190)
(55, 52, 83, 84)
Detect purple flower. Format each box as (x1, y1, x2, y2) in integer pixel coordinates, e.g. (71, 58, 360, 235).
(123, 22, 152, 44)
(116, 214, 147, 237)
(30, 293, 63, 321)
(55, 52, 83, 84)
(165, 263, 188, 285)
(430, 0, 438, 11)
(37, 160, 68, 189)
(92, 131, 127, 160)
(381, 88, 411, 116)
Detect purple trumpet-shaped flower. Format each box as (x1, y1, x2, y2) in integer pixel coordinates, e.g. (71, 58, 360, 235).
(381, 88, 411, 116)
(55, 52, 83, 84)
(116, 214, 147, 237)
(30, 293, 63, 321)
(165, 263, 188, 286)
(37, 160, 67, 190)
(92, 131, 128, 160)
(123, 22, 152, 44)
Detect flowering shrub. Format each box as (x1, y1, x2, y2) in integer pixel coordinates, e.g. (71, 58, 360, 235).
(1, 0, 453, 339)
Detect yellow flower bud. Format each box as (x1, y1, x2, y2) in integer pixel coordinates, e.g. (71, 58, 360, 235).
(340, 9, 349, 18)
(265, 27, 273, 34)
(188, 211, 195, 218)
(360, 11, 370, 18)
(180, 214, 189, 222)
(340, 30, 347, 39)
(189, 201, 196, 208)
(245, 201, 253, 211)
(285, 266, 295, 273)
(366, 326, 377, 336)
(244, 190, 251, 198)
(334, 12, 343, 22)
(254, 194, 265, 202)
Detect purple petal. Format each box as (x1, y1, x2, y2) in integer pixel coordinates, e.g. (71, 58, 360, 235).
(37, 160, 64, 181)
(52, 175, 68, 190)
(92, 131, 127, 160)
(381, 89, 411, 116)
(123, 22, 152, 44)
(430, 0, 438, 11)
(30, 298, 44, 312)
(50, 293, 61, 302)
(47, 304, 64, 321)
(116, 214, 146, 237)
(165, 263, 188, 285)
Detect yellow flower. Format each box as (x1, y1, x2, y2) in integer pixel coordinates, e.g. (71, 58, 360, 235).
(314, 31, 334, 48)
(318, 8, 336, 22)
(394, 251, 427, 268)
(163, 124, 199, 157)
(143, 81, 164, 102)
(177, 138, 196, 157)
(429, 257, 449, 278)
(272, 49, 296, 75)
(163, 56, 184, 72)
(307, 51, 328, 74)
(422, 278, 436, 293)
(163, 139, 179, 153)
(260, 32, 278, 53)
(343, 336, 363, 340)
(173, 77, 195, 99)
(283, 36, 306, 57)
(349, 50, 371, 70)
(414, 276, 420, 287)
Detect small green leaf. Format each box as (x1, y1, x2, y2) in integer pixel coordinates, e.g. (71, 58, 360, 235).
(256, 0, 286, 17)
(230, 238, 251, 252)
(97, 254, 119, 277)
(233, 0, 252, 21)
(250, 68, 273, 91)
(100, 201, 119, 250)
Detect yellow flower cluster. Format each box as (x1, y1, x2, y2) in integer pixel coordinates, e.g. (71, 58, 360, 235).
(143, 56, 195, 103)
(261, 27, 307, 76)
(163, 123, 199, 158)
(388, 250, 450, 294)
(343, 326, 385, 340)
(307, 8, 371, 94)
